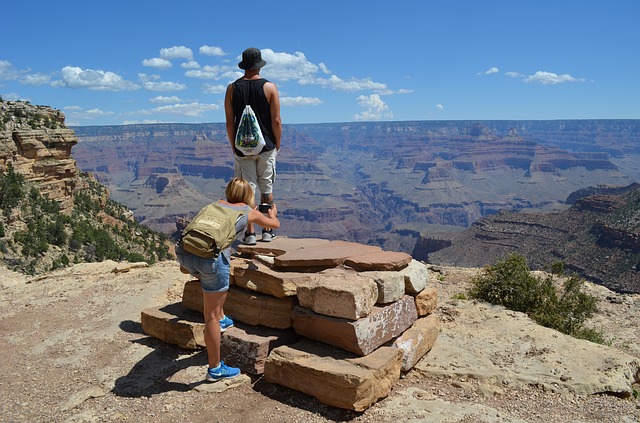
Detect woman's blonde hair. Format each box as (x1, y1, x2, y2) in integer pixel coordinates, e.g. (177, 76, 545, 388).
(225, 177, 255, 208)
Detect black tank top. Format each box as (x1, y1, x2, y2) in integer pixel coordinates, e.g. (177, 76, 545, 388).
(232, 78, 275, 155)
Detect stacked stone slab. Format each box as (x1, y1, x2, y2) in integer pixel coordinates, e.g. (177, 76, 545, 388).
(141, 237, 440, 411)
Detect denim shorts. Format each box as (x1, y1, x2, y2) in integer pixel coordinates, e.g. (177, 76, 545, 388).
(176, 247, 230, 293)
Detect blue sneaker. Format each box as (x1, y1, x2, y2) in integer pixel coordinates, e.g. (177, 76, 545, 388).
(206, 361, 240, 382)
(219, 315, 234, 332)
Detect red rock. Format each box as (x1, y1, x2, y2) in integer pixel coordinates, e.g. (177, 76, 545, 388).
(274, 240, 382, 269)
(344, 251, 412, 271)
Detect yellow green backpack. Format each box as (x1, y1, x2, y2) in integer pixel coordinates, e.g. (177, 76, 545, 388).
(181, 203, 244, 258)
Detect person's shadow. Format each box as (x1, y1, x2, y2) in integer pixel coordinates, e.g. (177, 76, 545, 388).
(112, 318, 209, 397)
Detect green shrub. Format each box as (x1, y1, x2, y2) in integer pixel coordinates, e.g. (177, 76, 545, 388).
(469, 253, 603, 343)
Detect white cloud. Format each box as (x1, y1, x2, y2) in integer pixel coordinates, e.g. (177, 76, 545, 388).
(181, 60, 201, 69)
(319, 63, 331, 74)
(54, 66, 139, 91)
(142, 80, 187, 92)
(0, 60, 20, 80)
(280, 96, 322, 106)
(505, 71, 523, 78)
(397, 89, 414, 94)
(139, 73, 186, 92)
(353, 94, 393, 121)
(202, 83, 227, 94)
(477, 67, 499, 75)
(200, 45, 226, 56)
(142, 58, 172, 69)
(160, 46, 194, 61)
(21, 73, 51, 85)
(138, 102, 219, 117)
(436, 104, 444, 110)
(63, 105, 113, 120)
(310, 75, 388, 92)
(1, 92, 24, 101)
(524, 71, 584, 84)
(150, 95, 182, 104)
(185, 65, 238, 80)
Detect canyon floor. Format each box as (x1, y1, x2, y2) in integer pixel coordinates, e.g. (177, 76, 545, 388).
(1, 260, 639, 423)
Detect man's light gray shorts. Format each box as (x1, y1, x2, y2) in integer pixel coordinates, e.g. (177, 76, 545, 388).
(234, 148, 277, 196)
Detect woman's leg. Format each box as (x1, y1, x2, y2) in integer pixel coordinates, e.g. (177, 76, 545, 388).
(202, 290, 227, 369)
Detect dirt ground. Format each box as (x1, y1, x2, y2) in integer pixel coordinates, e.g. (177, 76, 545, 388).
(0, 261, 638, 423)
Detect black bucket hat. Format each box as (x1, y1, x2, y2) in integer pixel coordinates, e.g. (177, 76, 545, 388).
(238, 48, 266, 70)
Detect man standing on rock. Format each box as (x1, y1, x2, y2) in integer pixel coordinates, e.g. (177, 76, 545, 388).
(225, 47, 282, 245)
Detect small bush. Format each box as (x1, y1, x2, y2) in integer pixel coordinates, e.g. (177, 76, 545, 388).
(469, 253, 603, 343)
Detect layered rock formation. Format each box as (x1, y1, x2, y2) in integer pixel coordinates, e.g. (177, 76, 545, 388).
(71, 120, 640, 255)
(141, 237, 440, 411)
(1, 101, 82, 213)
(427, 184, 640, 294)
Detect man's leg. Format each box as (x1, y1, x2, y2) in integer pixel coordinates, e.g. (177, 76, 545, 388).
(234, 154, 259, 244)
(256, 149, 277, 241)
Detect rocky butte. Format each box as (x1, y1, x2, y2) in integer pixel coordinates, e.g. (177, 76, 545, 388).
(1, 101, 82, 213)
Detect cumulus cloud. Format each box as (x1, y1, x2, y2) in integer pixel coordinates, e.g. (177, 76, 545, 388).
(63, 105, 114, 121)
(436, 104, 444, 110)
(505, 70, 585, 84)
(200, 45, 226, 56)
(142, 58, 172, 69)
(0, 60, 20, 80)
(353, 94, 393, 121)
(202, 83, 227, 94)
(185, 65, 238, 80)
(181, 60, 201, 69)
(150, 95, 182, 104)
(138, 102, 219, 117)
(139, 73, 186, 92)
(54, 66, 139, 91)
(21, 73, 51, 85)
(142, 80, 187, 92)
(160, 46, 193, 61)
(477, 67, 499, 75)
(280, 96, 322, 106)
(524, 71, 584, 84)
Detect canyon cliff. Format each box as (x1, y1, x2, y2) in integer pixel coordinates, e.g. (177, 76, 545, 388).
(71, 120, 640, 257)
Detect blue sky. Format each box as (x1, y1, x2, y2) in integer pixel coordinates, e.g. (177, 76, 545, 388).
(1, 1, 638, 126)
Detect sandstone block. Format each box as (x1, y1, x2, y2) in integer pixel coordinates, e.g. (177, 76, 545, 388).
(399, 259, 430, 294)
(392, 314, 441, 371)
(296, 271, 378, 320)
(182, 282, 294, 329)
(141, 303, 204, 350)
(232, 257, 315, 298)
(415, 287, 438, 316)
(292, 295, 418, 356)
(274, 240, 382, 270)
(226, 286, 295, 329)
(237, 237, 329, 256)
(344, 251, 412, 272)
(221, 324, 299, 375)
(264, 340, 403, 411)
(358, 270, 405, 304)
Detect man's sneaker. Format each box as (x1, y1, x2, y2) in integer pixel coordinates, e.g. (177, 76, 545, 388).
(206, 361, 240, 382)
(219, 315, 234, 332)
(261, 229, 276, 242)
(243, 232, 257, 245)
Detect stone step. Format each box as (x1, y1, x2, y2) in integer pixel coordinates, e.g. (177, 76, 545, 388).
(296, 268, 378, 320)
(141, 303, 205, 349)
(181, 280, 295, 329)
(231, 257, 314, 298)
(392, 314, 441, 371)
(141, 302, 299, 374)
(264, 339, 403, 412)
(292, 295, 418, 356)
